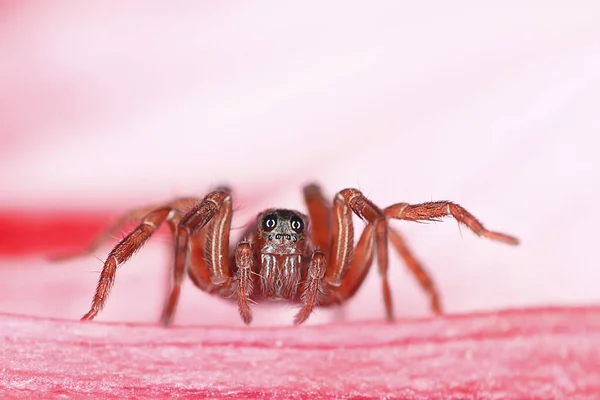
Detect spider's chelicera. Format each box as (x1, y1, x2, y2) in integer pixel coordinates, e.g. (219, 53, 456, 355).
(74, 184, 519, 325)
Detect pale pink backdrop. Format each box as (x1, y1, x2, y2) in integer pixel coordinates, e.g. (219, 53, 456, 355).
(1, 2, 599, 327)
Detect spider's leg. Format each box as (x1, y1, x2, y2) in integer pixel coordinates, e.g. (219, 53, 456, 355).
(384, 201, 519, 245)
(81, 207, 178, 320)
(186, 187, 236, 292)
(388, 227, 442, 314)
(51, 197, 197, 261)
(325, 191, 354, 286)
(328, 188, 394, 321)
(320, 223, 376, 306)
(160, 189, 232, 326)
(203, 190, 234, 285)
(303, 183, 332, 252)
(185, 228, 213, 291)
(49, 206, 156, 261)
(234, 241, 255, 324)
(294, 249, 326, 325)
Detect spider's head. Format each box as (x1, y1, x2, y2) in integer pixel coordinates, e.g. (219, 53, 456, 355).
(256, 209, 309, 255)
(256, 208, 310, 300)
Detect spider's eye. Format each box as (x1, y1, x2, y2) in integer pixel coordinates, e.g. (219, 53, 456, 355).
(290, 215, 304, 233)
(262, 214, 278, 231)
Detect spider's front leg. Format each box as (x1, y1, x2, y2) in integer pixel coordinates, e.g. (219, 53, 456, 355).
(160, 188, 233, 326)
(295, 184, 388, 323)
(329, 189, 395, 320)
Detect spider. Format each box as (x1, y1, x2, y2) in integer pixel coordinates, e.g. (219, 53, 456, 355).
(74, 184, 518, 326)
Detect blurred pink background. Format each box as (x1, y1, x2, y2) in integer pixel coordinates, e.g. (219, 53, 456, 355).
(1, 2, 599, 327)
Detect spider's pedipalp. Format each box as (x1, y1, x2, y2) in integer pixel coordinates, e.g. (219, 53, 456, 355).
(234, 241, 255, 325)
(294, 249, 326, 325)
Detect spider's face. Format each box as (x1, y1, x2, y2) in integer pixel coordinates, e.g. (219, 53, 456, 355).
(256, 209, 309, 255)
(256, 208, 310, 300)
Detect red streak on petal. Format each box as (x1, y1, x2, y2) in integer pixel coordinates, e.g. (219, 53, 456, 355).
(0, 210, 112, 256)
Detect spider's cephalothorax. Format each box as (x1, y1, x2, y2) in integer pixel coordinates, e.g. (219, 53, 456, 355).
(74, 184, 519, 326)
(255, 209, 311, 301)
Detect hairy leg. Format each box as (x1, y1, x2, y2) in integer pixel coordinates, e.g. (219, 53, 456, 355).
(51, 198, 197, 261)
(160, 189, 233, 326)
(323, 220, 442, 315)
(321, 223, 375, 306)
(203, 191, 235, 285)
(329, 188, 394, 321)
(186, 228, 213, 291)
(82, 207, 178, 320)
(385, 201, 519, 245)
(388, 227, 442, 314)
(325, 192, 354, 286)
(303, 184, 332, 253)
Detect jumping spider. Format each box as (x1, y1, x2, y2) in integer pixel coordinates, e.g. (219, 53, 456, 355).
(74, 184, 518, 325)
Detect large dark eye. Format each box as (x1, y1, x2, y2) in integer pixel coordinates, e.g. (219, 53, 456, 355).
(290, 215, 304, 233)
(262, 214, 278, 231)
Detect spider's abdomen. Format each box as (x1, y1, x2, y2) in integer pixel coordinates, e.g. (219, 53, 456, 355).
(260, 254, 302, 300)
